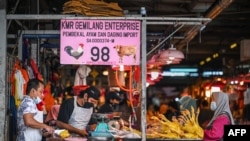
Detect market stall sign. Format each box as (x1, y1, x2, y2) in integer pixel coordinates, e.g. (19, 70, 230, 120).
(60, 19, 141, 65)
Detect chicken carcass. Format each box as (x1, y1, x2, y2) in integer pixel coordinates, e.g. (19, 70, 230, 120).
(179, 106, 204, 138)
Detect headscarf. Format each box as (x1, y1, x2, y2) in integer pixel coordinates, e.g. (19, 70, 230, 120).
(207, 92, 235, 127)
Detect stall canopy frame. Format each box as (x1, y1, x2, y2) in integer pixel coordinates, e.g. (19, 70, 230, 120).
(7, 15, 211, 141)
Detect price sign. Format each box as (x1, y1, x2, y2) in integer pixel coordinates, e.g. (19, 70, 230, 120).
(60, 19, 141, 65)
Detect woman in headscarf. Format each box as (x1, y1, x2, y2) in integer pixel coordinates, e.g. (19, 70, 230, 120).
(203, 92, 235, 141)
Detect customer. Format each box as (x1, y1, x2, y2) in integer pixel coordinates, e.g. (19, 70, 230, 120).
(56, 86, 100, 136)
(203, 92, 234, 141)
(158, 102, 168, 116)
(197, 98, 214, 129)
(16, 78, 54, 141)
(179, 87, 197, 113)
(165, 100, 180, 121)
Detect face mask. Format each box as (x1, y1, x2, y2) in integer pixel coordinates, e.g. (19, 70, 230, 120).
(34, 97, 42, 104)
(210, 101, 217, 111)
(111, 103, 118, 110)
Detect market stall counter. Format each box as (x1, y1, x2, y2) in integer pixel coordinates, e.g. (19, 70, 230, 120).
(88, 138, 202, 141)
(47, 137, 202, 141)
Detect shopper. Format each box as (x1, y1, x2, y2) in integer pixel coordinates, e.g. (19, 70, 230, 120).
(197, 98, 214, 129)
(203, 92, 234, 141)
(56, 86, 100, 136)
(158, 102, 168, 116)
(179, 87, 197, 113)
(16, 78, 54, 141)
(165, 100, 180, 121)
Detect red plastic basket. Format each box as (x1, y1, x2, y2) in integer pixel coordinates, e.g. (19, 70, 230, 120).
(73, 85, 89, 95)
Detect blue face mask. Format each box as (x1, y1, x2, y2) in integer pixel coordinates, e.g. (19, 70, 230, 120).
(34, 97, 42, 104)
(210, 101, 217, 111)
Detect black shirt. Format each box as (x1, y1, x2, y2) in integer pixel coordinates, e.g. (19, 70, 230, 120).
(97, 103, 114, 113)
(198, 108, 214, 128)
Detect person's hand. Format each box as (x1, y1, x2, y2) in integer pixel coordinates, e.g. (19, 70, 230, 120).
(79, 129, 89, 137)
(43, 125, 55, 135)
(118, 119, 125, 129)
(88, 124, 97, 131)
(112, 112, 121, 117)
(122, 120, 129, 126)
(42, 130, 52, 138)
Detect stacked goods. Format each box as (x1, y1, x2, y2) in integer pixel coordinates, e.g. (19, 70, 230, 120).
(146, 106, 204, 139)
(105, 106, 203, 139)
(62, 0, 124, 16)
(178, 107, 204, 139)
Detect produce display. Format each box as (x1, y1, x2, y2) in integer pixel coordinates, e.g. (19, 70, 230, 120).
(146, 107, 203, 139)
(100, 106, 203, 139)
(54, 129, 71, 138)
(52, 107, 203, 140)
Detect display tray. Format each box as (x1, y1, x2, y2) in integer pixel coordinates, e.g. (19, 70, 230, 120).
(87, 137, 202, 141)
(47, 137, 202, 141)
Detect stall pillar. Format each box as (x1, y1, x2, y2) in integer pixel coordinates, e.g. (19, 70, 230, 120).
(0, 0, 8, 140)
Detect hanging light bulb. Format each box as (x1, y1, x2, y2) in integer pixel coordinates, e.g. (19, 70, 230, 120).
(102, 70, 108, 76)
(151, 71, 159, 80)
(148, 67, 161, 80)
(158, 44, 185, 61)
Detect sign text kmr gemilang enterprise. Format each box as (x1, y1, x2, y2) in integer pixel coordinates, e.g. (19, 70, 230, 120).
(61, 21, 139, 38)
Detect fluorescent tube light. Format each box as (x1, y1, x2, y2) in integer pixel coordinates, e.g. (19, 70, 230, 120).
(170, 68, 198, 72)
(162, 71, 188, 76)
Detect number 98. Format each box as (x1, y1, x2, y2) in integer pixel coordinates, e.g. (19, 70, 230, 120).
(91, 46, 110, 62)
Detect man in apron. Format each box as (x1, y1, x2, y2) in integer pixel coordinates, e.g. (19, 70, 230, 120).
(16, 78, 55, 141)
(56, 86, 100, 137)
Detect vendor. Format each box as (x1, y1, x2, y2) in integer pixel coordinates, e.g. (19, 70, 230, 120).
(97, 91, 122, 113)
(56, 86, 100, 137)
(116, 91, 133, 122)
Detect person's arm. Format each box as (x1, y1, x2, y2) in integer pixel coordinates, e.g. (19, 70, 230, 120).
(87, 117, 97, 131)
(23, 113, 54, 134)
(204, 115, 230, 140)
(56, 120, 88, 136)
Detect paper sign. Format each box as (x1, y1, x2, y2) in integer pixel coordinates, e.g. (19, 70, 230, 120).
(60, 19, 141, 65)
